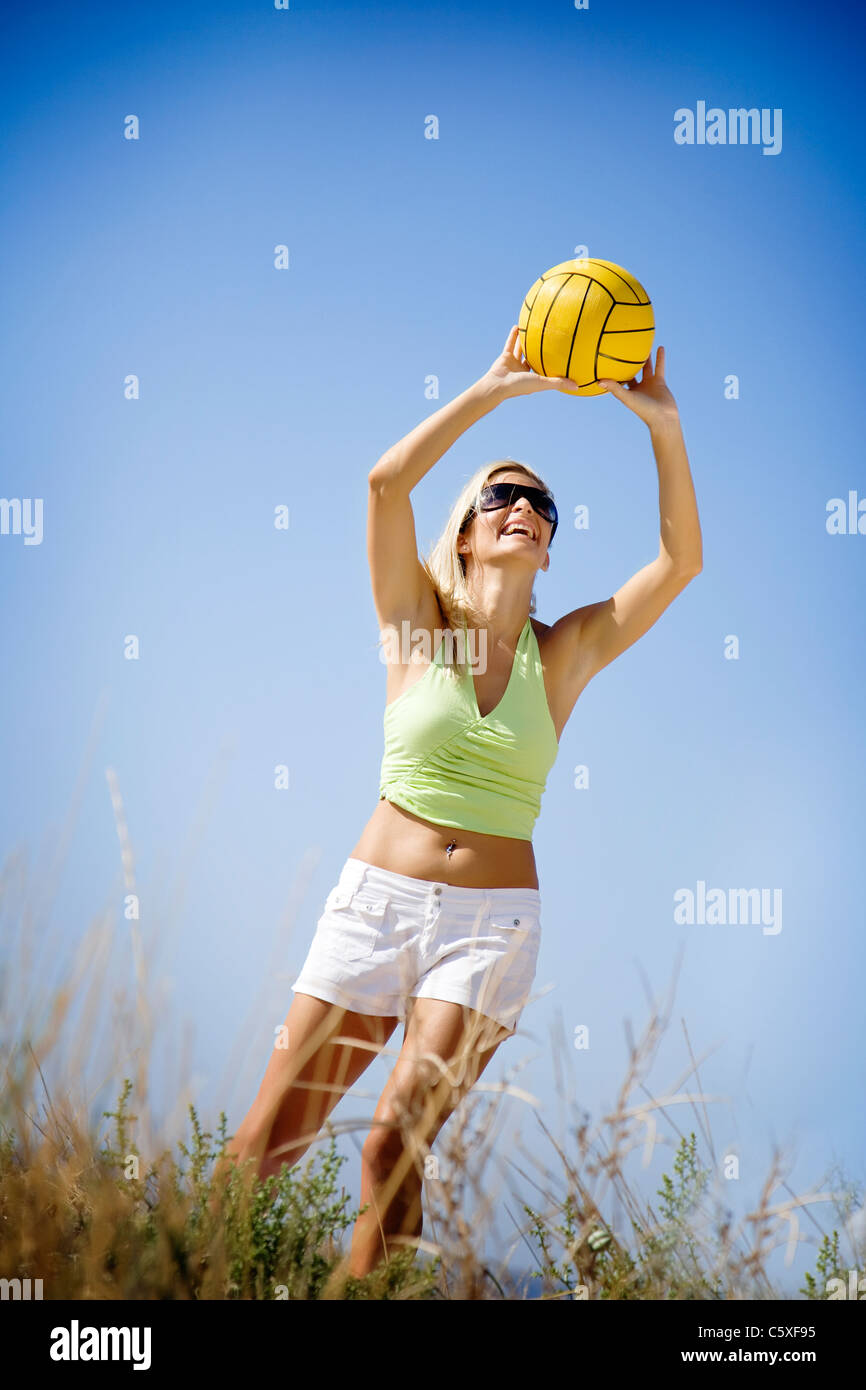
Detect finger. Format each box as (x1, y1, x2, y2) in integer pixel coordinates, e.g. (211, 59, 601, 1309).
(504, 324, 519, 354)
(655, 345, 666, 379)
(524, 373, 571, 392)
(599, 379, 638, 411)
(512, 327, 529, 367)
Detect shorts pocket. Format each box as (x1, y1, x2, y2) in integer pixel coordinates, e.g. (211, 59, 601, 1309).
(486, 911, 540, 968)
(320, 883, 390, 960)
(488, 910, 538, 939)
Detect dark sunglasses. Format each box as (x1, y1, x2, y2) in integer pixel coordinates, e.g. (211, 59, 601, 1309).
(461, 482, 558, 543)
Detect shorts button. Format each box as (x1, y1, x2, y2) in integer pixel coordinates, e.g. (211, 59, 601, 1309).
(513, 917, 520, 925)
(434, 886, 442, 895)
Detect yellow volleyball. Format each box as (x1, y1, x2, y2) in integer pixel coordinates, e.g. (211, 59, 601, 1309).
(518, 257, 655, 396)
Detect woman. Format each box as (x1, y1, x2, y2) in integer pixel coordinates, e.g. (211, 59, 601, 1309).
(221, 326, 702, 1280)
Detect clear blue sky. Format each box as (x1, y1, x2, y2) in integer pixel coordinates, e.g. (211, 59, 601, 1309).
(2, 0, 864, 1291)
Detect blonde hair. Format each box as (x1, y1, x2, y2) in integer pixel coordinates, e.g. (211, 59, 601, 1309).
(420, 457, 555, 679)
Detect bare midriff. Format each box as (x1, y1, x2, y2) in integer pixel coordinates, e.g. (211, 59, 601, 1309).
(347, 796, 539, 889)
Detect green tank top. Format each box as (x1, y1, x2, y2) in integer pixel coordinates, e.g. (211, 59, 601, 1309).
(378, 616, 559, 840)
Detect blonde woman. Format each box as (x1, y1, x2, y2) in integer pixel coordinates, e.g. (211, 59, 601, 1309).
(222, 326, 702, 1279)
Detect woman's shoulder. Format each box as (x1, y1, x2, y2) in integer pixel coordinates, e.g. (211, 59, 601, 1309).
(529, 614, 571, 681)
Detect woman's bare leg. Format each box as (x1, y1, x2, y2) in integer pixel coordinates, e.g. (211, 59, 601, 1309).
(214, 992, 400, 1194)
(346, 996, 511, 1278)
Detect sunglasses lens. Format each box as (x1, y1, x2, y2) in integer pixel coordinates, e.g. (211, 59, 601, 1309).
(479, 483, 557, 526)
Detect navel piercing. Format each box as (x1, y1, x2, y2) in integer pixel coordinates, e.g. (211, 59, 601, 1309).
(445, 839, 457, 858)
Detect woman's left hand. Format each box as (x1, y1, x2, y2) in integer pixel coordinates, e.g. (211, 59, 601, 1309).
(598, 347, 680, 429)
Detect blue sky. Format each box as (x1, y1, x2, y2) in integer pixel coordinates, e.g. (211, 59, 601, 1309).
(2, 0, 864, 1290)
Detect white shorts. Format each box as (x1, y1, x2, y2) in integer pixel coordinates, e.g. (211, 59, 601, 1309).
(291, 857, 542, 1034)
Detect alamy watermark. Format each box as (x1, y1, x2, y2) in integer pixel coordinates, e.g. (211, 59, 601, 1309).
(826, 490, 866, 535)
(674, 880, 782, 935)
(0, 497, 43, 545)
(49, 1320, 151, 1369)
(379, 621, 489, 673)
(674, 102, 782, 156)
(1, 1276, 43, 1299)
(826, 1268, 866, 1299)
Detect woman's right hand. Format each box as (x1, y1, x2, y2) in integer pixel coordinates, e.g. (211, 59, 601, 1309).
(481, 325, 576, 399)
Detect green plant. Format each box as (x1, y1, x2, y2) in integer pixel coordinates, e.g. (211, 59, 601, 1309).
(800, 1230, 843, 1300)
(524, 1133, 725, 1300)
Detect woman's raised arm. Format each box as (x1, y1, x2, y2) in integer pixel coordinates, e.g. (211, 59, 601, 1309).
(367, 327, 570, 631)
(545, 347, 703, 691)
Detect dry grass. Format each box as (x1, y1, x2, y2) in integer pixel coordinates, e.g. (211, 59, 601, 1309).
(1, 823, 862, 1300)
